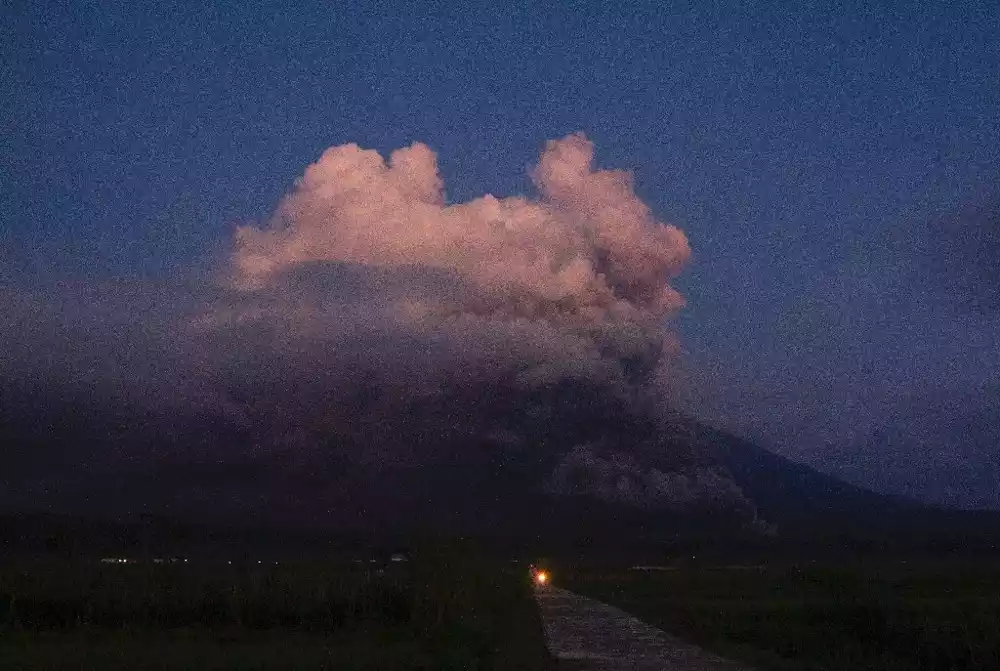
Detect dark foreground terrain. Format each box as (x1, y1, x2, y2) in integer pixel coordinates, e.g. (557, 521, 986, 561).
(0, 547, 552, 670)
(560, 559, 1000, 671)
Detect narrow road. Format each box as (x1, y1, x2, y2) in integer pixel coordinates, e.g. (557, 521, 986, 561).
(534, 586, 752, 671)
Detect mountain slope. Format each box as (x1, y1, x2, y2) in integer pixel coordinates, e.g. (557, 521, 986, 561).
(3, 380, 1000, 550)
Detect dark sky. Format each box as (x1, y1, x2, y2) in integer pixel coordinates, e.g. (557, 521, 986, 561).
(2, 0, 999, 508)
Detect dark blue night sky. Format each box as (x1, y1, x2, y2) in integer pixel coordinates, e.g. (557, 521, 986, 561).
(3, 0, 999, 507)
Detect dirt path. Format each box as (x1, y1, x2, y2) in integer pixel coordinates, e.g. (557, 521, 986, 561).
(534, 586, 752, 671)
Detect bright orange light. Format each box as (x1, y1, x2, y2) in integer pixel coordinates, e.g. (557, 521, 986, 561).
(535, 570, 548, 585)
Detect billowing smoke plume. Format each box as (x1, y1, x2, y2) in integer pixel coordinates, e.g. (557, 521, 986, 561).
(228, 133, 689, 391)
(195, 133, 746, 517)
(1, 135, 754, 524)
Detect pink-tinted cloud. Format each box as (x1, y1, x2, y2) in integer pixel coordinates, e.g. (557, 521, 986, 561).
(229, 133, 689, 390)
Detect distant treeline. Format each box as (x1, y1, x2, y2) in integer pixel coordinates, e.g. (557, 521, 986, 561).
(2, 510, 999, 563)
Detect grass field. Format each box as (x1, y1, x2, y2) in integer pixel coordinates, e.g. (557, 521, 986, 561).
(0, 547, 552, 670)
(561, 560, 1000, 671)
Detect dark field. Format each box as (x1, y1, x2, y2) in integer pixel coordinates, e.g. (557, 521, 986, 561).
(0, 549, 552, 670)
(561, 559, 1000, 671)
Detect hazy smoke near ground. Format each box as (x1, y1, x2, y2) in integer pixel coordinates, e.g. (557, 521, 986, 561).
(546, 444, 747, 511)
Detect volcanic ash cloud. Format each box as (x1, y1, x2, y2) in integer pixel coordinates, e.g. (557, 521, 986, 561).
(229, 133, 690, 391)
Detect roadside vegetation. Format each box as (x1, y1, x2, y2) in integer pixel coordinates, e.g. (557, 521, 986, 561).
(562, 559, 1000, 671)
(0, 546, 551, 670)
